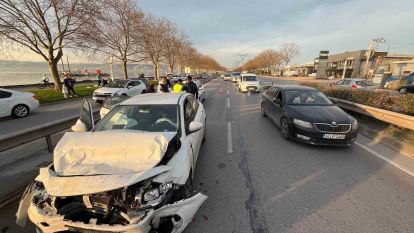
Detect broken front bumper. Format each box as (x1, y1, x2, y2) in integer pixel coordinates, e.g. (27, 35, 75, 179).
(28, 193, 207, 233)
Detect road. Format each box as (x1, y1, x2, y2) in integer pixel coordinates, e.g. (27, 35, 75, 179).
(1, 78, 414, 233)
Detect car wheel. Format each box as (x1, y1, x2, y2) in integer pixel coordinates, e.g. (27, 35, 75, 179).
(142, 90, 147, 94)
(280, 118, 290, 140)
(399, 87, 408, 94)
(261, 103, 267, 117)
(12, 104, 29, 118)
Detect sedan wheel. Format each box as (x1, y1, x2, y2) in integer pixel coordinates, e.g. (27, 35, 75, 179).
(280, 118, 290, 140)
(399, 87, 408, 94)
(261, 103, 267, 117)
(12, 105, 29, 118)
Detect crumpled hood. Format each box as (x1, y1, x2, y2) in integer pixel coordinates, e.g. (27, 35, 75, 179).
(54, 131, 176, 176)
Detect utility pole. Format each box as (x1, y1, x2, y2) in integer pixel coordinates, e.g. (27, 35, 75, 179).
(238, 53, 248, 68)
(342, 57, 353, 79)
(364, 37, 386, 78)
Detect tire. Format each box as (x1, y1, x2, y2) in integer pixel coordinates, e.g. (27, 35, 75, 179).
(142, 90, 147, 94)
(261, 103, 267, 117)
(12, 104, 29, 118)
(38, 84, 45, 89)
(280, 118, 290, 140)
(399, 87, 408, 94)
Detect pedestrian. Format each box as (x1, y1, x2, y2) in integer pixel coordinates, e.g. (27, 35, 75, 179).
(166, 75, 172, 89)
(158, 77, 170, 93)
(185, 75, 199, 99)
(62, 82, 69, 99)
(102, 76, 108, 86)
(172, 79, 184, 93)
(96, 73, 102, 86)
(146, 84, 156, 93)
(63, 74, 76, 97)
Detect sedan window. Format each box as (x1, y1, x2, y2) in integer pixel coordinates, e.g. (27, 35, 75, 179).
(0, 90, 12, 99)
(94, 105, 179, 132)
(285, 90, 333, 106)
(106, 80, 129, 88)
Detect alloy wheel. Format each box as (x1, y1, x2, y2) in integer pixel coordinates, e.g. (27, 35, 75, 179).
(14, 105, 28, 117)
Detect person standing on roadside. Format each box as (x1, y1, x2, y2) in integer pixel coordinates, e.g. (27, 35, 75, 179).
(62, 82, 69, 99)
(42, 74, 49, 86)
(63, 74, 76, 97)
(172, 79, 184, 93)
(185, 75, 199, 99)
(158, 77, 170, 93)
(96, 73, 102, 86)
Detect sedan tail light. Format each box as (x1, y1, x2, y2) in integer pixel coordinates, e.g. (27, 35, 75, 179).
(33, 95, 39, 100)
(351, 84, 358, 89)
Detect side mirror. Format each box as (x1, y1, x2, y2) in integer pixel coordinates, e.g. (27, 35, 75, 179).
(273, 98, 281, 105)
(71, 119, 88, 132)
(189, 121, 203, 133)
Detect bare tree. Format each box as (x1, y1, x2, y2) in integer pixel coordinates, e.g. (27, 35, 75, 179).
(163, 26, 189, 74)
(0, 0, 97, 91)
(137, 15, 170, 79)
(279, 42, 300, 66)
(77, 0, 143, 79)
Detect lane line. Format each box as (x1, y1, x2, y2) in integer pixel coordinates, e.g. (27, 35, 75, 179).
(355, 142, 414, 177)
(227, 97, 230, 109)
(227, 121, 233, 153)
(227, 90, 229, 95)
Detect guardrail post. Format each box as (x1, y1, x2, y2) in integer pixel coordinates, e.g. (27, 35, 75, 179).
(46, 135, 53, 152)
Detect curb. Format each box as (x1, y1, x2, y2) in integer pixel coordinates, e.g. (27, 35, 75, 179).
(358, 124, 414, 158)
(40, 96, 90, 106)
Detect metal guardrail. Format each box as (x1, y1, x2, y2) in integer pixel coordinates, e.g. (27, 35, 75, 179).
(330, 97, 414, 131)
(0, 109, 100, 153)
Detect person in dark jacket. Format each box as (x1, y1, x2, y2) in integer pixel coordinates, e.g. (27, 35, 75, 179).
(186, 75, 198, 99)
(63, 74, 76, 96)
(158, 77, 170, 93)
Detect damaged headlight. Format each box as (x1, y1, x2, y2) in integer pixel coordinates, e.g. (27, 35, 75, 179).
(143, 182, 174, 202)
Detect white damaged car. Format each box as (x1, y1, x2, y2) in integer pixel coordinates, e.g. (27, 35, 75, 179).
(17, 93, 207, 233)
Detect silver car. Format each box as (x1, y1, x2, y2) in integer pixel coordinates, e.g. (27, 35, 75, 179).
(334, 79, 376, 90)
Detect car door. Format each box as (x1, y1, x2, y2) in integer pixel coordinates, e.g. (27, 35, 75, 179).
(184, 96, 204, 167)
(132, 80, 144, 94)
(262, 87, 278, 119)
(79, 99, 95, 131)
(272, 89, 284, 125)
(0, 90, 13, 117)
(124, 81, 135, 96)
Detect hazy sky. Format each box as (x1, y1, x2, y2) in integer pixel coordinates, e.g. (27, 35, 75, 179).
(139, 0, 414, 68)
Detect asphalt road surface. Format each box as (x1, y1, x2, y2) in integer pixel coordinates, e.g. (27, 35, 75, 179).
(1, 78, 414, 233)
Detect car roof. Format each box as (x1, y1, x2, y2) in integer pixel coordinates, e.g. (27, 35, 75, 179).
(241, 73, 256, 76)
(272, 85, 319, 91)
(121, 92, 187, 105)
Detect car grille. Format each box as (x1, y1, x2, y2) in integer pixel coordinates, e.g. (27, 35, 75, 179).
(93, 93, 112, 98)
(246, 86, 257, 90)
(314, 123, 351, 133)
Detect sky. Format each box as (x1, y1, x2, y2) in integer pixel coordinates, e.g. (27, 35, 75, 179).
(138, 0, 414, 68)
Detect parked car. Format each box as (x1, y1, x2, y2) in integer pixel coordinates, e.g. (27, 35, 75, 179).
(384, 72, 414, 94)
(99, 95, 130, 118)
(260, 85, 358, 146)
(334, 79, 376, 90)
(195, 80, 206, 101)
(17, 93, 207, 233)
(231, 72, 241, 82)
(0, 88, 39, 118)
(238, 73, 261, 93)
(93, 79, 146, 103)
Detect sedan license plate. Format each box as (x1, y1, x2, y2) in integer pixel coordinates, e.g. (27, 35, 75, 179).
(323, 134, 346, 140)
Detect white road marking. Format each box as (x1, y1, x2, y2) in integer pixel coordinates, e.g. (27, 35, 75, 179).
(227, 90, 229, 95)
(227, 97, 230, 109)
(227, 121, 233, 153)
(247, 91, 251, 96)
(355, 142, 414, 177)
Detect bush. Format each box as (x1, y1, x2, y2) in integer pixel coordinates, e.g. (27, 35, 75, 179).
(300, 82, 414, 116)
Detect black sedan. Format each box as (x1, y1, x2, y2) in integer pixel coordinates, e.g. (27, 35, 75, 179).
(260, 85, 358, 146)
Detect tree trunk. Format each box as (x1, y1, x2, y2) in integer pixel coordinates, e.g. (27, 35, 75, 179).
(122, 59, 128, 79)
(169, 64, 174, 73)
(48, 61, 62, 92)
(153, 63, 159, 80)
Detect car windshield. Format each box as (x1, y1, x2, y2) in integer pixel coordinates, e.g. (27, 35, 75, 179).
(285, 90, 333, 106)
(106, 80, 129, 88)
(243, 76, 257, 81)
(94, 104, 179, 132)
(102, 95, 130, 110)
